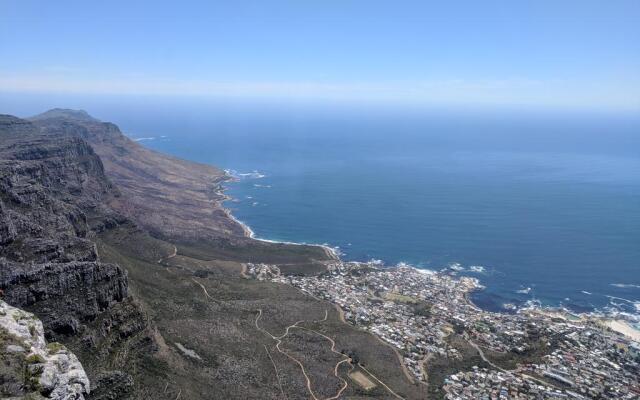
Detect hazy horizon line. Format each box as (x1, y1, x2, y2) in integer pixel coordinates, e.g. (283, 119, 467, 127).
(1, 74, 639, 115)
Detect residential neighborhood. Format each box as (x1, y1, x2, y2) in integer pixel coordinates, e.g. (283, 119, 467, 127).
(248, 261, 640, 399)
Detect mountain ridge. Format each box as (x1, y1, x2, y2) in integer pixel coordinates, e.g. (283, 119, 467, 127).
(30, 108, 100, 122)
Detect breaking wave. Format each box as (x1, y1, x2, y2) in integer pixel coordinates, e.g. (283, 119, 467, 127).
(468, 265, 486, 273)
(447, 262, 464, 272)
(610, 283, 640, 289)
(606, 295, 636, 304)
(225, 169, 266, 179)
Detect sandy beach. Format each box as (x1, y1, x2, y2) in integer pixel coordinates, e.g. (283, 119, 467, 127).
(606, 319, 640, 343)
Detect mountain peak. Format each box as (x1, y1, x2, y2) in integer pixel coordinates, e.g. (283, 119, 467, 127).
(30, 108, 100, 122)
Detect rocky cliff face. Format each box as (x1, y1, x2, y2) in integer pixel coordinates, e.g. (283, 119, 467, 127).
(30, 110, 246, 241)
(0, 261, 128, 336)
(0, 115, 120, 259)
(0, 115, 128, 330)
(0, 114, 150, 398)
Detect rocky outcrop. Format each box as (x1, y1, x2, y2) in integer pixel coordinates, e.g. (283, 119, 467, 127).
(0, 300, 90, 399)
(0, 116, 120, 264)
(0, 260, 128, 336)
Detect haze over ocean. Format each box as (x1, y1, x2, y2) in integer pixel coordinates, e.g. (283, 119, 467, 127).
(4, 96, 636, 319)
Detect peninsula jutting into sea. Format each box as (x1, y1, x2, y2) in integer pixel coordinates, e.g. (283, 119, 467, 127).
(1, 109, 638, 400)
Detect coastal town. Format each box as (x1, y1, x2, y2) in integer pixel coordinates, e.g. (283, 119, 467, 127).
(247, 261, 640, 399)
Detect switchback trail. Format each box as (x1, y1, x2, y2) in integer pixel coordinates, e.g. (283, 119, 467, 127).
(255, 309, 352, 400)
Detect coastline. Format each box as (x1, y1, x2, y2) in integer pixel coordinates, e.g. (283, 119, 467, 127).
(220, 175, 339, 261)
(463, 289, 484, 313)
(219, 173, 640, 331)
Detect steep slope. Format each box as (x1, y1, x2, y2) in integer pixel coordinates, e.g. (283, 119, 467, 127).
(30, 109, 332, 264)
(0, 114, 126, 328)
(30, 110, 246, 241)
(0, 115, 156, 399)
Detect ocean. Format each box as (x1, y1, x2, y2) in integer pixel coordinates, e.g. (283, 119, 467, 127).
(3, 96, 640, 319)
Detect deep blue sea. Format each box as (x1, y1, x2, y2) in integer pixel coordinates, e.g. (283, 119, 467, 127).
(3, 96, 640, 319)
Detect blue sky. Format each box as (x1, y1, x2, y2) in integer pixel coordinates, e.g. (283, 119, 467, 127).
(1, 1, 639, 111)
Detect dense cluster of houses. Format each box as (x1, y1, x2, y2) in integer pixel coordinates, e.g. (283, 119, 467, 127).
(246, 261, 640, 398)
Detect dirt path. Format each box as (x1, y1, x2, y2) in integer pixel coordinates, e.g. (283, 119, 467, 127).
(255, 310, 319, 400)
(191, 278, 213, 299)
(316, 309, 328, 323)
(264, 344, 287, 400)
(255, 309, 352, 400)
(296, 326, 351, 400)
(374, 334, 415, 384)
(240, 263, 249, 278)
(333, 304, 346, 323)
(419, 353, 433, 382)
(332, 302, 416, 385)
(468, 340, 504, 372)
(275, 338, 319, 400)
(158, 245, 178, 263)
(358, 364, 406, 400)
(329, 359, 353, 400)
